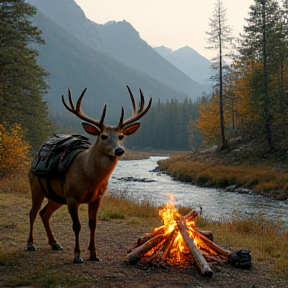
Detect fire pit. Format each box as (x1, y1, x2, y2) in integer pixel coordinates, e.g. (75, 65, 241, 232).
(125, 195, 251, 277)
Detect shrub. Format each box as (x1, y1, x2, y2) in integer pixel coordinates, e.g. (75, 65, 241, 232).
(0, 123, 30, 178)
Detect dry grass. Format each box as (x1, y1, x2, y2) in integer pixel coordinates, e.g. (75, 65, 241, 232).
(1, 170, 288, 286)
(158, 156, 288, 199)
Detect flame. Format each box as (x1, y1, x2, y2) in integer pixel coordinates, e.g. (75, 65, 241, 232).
(143, 194, 214, 265)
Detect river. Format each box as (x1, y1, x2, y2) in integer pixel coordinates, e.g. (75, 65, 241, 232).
(108, 156, 288, 224)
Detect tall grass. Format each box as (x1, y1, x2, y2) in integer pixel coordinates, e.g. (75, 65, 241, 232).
(1, 169, 288, 277)
(158, 158, 288, 199)
(99, 190, 159, 220)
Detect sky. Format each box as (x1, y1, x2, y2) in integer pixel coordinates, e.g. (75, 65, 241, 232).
(75, 0, 254, 59)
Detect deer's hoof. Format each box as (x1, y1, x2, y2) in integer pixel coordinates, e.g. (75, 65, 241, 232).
(26, 243, 36, 251)
(51, 243, 63, 251)
(88, 256, 100, 262)
(73, 255, 84, 264)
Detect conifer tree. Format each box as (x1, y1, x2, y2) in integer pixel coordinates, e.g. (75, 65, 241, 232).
(239, 0, 280, 149)
(206, 0, 233, 149)
(0, 0, 53, 152)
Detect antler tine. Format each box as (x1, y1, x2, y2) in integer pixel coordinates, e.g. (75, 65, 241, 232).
(126, 85, 137, 113)
(62, 88, 105, 129)
(75, 87, 88, 113)
(99, 105, 107, 126)
(138, 89, 145, 112)
(119, 107, 124, 126)
(118, 86, 152, 128)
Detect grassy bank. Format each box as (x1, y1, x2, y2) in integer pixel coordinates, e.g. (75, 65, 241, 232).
(158, 151, 288, 200)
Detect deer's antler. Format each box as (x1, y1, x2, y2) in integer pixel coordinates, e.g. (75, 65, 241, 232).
(118, 86, 152, 128)
(62, 88, 106, 130)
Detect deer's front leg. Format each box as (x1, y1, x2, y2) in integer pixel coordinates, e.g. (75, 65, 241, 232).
(88, 198, 102, 261)
(67, 197, 83, 263)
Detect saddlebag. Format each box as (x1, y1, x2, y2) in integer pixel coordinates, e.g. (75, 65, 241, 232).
(31, 134, 91, 179)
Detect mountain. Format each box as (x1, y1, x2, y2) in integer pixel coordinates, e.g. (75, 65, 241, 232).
(31, 11, 189, 132)
(154, 46, 212, 85)
(27, 0, 204, 99)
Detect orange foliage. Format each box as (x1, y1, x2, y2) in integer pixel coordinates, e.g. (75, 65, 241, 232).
(197, 98, 220, 145)
(0, 123, 31, 178)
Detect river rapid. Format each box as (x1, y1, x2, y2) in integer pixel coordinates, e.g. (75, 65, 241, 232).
(108, 156, 288, 224)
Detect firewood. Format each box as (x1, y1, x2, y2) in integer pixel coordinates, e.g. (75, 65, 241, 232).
(136, 226, 165, 246)
(177, 220, 214, 278)
(161, 230, 176, 261)
(191, 227, 230, 259)
(182, 210, 198, 222)
(196, 229, 213, 241)
(125, 233, 166, 264)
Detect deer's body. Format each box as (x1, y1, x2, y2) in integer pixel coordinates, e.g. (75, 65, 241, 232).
(27, 86, 152, 263)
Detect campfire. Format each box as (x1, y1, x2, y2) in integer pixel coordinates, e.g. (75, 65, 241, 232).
(125, 194, 251, 277)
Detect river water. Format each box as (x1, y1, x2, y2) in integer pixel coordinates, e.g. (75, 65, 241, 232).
(108, 156, 288, 224)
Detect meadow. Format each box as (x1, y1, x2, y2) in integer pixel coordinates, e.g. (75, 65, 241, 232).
(0, 170, 288, 287)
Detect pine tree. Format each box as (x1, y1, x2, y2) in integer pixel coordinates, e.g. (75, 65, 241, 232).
(206, 0, 233, 149)
(0, 0, 53, 152)
(239, 0, 280, 149)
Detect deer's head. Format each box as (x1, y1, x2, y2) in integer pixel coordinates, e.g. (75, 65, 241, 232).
(62, 86, 152, 157)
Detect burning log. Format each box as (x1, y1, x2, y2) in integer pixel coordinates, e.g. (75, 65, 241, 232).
(161, 230, 176, 261)
(136, 226, 165, 246)
(197, 229, 213, 241)
(190, 227, 229, 260)
(177, 219, 213, 277)
(125, 233, 166, 264)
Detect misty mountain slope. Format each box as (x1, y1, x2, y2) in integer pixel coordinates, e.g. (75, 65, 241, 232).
(27, 0, 103, 51)
(99, 20, 204, 98)
(27, 0, 204, 100)
(32, 12, 188, 132)
(154, 46, 212, 85)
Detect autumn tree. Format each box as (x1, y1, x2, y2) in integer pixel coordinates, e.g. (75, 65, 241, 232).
(0, 0, 53, 152)
(239, 0, 280, 149)
(0, 123, 30, 178)
(197, 96, 220, 146)
(206, 0, 233, 149)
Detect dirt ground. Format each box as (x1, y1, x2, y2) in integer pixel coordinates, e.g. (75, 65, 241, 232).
(1, 192, 288, 288)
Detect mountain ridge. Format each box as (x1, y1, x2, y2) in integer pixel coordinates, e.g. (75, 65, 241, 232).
(153, 45, 211, 85)
(27, 0, 204, 99)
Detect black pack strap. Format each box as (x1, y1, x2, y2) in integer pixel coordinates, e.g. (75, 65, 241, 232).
(38, 177, 51, 200)
(46, 178, 67, 204)
(38, 177, 67, 205)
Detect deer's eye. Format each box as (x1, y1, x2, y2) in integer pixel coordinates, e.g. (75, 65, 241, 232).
(101, 135, 108, 140)
(119, 135, 124, 140)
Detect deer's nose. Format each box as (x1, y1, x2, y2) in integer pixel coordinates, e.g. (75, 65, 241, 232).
(114, 147, 125, 156)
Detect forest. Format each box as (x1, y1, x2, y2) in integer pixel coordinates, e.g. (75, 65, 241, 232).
(1, 0, 288, 179)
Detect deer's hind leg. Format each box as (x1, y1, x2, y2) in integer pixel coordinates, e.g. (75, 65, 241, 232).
(67, 197, 83, 263)
(27, 186, 45, 251)
(40, 200, 63, 250)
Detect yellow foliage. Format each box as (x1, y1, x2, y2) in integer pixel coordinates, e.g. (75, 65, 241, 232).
(0, 123, 31, 178)
(197, 99, 220, 145)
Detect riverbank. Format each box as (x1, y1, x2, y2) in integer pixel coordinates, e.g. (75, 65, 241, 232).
(157, 139, 288, 201)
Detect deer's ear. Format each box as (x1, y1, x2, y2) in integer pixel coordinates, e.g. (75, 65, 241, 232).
(82, 122, 101, 135)
(122, 123, 141, 136)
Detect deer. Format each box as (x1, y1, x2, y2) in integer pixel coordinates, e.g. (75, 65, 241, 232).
(27, 86, 152, 263)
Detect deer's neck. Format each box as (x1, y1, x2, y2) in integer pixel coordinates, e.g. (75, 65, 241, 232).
(82, 146, 119, 183)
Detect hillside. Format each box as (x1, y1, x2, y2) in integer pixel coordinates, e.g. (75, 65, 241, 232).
(32, 12, 189, 132)
(27, 0, 204, 100)
(154, 45, 212, 85)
